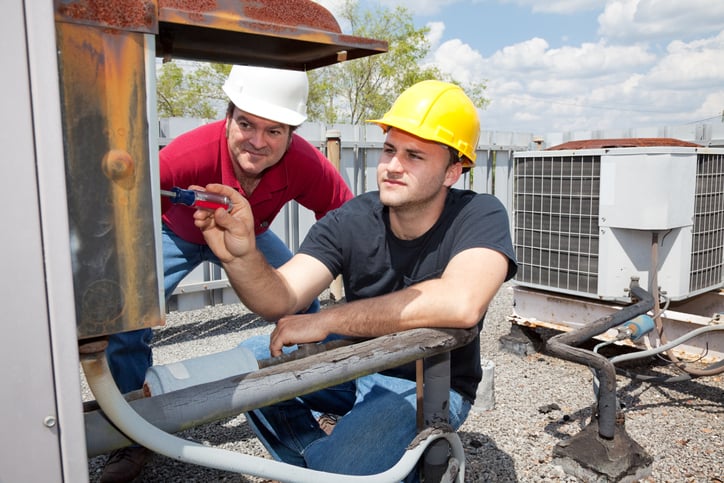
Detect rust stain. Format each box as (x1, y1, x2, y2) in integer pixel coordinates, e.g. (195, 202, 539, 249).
(57, 22, 161, 337)
(242, 0, 341, 33)
(159, 0, 341, 32)
(103, 33, 157, 333)
(337, 32, 386, 47)
(547, 138, 702, 150)
(102, 149, 136, 191)
(159, 0, 216, 21)
(58, 0, 155, 29)
(159, 0, 217, 12)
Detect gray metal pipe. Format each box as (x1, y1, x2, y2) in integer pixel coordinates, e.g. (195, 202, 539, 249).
(85, 327, 476, 457)
(545, 281, 654, 439)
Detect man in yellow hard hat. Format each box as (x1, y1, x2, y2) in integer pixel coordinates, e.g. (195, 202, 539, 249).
(194, 80, 517, 480)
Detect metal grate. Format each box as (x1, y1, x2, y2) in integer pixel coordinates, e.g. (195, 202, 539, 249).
(691, 152, 724, 292)
(513, 155, 600, 295)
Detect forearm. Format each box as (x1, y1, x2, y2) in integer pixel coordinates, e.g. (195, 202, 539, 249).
(221, 250, 297, 320)
(316, 280, 489, 339)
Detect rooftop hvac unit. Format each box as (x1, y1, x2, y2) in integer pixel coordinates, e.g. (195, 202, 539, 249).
(512, 140, 724, 303)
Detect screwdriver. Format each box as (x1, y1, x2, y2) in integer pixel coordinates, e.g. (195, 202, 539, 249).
(160, 187, 233, 212)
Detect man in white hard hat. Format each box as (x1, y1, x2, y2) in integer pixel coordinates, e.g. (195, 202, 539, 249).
(100, 65, 354, 483)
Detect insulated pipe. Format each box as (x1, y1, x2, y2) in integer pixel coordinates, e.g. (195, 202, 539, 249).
(81, 344, 466, 483)
(546, 281, 654, 439)
(85, 327, 476, 456)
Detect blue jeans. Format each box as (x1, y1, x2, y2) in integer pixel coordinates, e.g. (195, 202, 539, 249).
(105, 225, 319, 394)
(239, 335, 471, 481)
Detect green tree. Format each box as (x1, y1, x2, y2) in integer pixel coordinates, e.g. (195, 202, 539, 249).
(153, 1, 487, 124)
(306, 0, 488, 124)
(156, 61, 231, 118)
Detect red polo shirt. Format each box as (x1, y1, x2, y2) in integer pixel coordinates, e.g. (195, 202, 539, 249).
(160, 120, 353, 245)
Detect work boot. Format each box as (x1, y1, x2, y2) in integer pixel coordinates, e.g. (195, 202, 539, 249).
(100, 446, 150, 483)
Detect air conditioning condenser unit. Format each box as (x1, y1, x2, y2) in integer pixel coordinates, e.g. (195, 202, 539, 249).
(512, 140, 724, 303)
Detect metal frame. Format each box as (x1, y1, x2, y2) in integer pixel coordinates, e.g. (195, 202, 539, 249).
(2, 1, 88, 481)
(510, 284, 724, 362)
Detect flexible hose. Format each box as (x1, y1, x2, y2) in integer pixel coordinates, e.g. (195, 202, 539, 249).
(650, 233, 724, 377)
(610, 324, 724, 366)
(81, 349, 466, 483)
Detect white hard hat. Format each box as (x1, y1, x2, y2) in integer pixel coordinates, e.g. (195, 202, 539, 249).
(223, 65, 309, 126)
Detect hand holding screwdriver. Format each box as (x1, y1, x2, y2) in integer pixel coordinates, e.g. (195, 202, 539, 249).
(192, 183, 257, 265)
(161, 187, 233, 212)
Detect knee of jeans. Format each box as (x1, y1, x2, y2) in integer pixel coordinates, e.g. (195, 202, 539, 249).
(448, 392, 472, 429)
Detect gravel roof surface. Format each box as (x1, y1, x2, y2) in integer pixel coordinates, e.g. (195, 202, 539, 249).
(84, 283, 723, 482)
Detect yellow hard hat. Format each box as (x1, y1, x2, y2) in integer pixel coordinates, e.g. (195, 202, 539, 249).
(368, 80, 480, 166)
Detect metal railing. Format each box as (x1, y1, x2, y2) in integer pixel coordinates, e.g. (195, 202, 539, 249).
(162, 118, 724, 312)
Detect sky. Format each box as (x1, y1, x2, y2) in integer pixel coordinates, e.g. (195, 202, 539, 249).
(314, 0, 724, 135)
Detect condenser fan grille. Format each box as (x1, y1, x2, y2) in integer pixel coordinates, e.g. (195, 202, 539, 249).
(691, 152, 724, 292)
(513, 155, 601, 295)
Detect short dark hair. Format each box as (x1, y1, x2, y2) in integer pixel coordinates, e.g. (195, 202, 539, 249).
(447, 146, 460, 166)
(448, 146, 471, 174)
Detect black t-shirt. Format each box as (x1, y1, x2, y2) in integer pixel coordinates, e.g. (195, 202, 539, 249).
(298, 189, 517, 401)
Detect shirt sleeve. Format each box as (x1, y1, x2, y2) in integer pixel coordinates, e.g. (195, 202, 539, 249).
(451, 194, 518, 281)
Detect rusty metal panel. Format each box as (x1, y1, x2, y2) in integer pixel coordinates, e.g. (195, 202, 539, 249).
(53, 0, 386, 340)
(156, 0, 387, 68)
(54, 0, 387, 69)
(54, 0, 158, 34)
(56, 21, 162, 339)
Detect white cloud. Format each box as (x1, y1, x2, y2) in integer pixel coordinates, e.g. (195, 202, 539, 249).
(311, 0, 346, 17)
(598, 0, 724, 42)
(429, 39, 485, 84)
(426, 21, 446, 49)
(375, 0, 462, 16)
(500, 0, 604, 15)
(420, 2, 724, 132)
(645, 31, 724, 89)
(314, 0, 724, 133)
(485, 38, 654, 78)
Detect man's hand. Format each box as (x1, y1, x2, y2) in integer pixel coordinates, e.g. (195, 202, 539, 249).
(269, 313, 331, 357)
(192, 183, 255, 264)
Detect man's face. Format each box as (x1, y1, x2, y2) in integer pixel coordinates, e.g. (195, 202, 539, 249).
(226, 108, 292, 177)
(377, 128, 461, 208)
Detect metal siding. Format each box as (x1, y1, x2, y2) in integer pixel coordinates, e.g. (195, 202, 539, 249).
(2, 1, 88, 481)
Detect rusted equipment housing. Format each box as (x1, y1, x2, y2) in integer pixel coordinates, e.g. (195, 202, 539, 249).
(53, 0, 386, 339)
